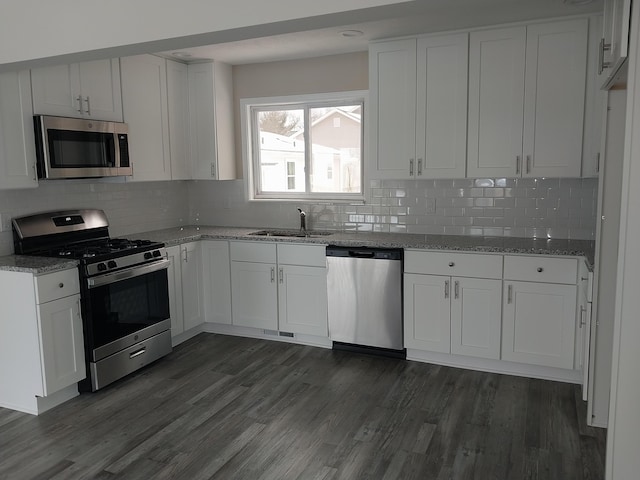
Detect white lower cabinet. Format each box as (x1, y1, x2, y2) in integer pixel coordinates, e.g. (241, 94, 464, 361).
(166, 242, 204, 340)
(0, 268, 85, 414)
(201, 240, 232, 325)
(230, 241, 328, 336)
(404, 251, 503, 359)
(502, 255, 579, 370)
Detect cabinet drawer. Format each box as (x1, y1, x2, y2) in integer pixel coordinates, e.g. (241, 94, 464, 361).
(277, 244, 326, 267)
(503, 255, 578, 284)
(404, 250, 503, 279)
(35, 268, 80, 304)
(230, 241, 277, 263)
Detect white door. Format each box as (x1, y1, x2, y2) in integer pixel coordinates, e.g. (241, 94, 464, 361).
(278, 265, 328, 337)
(77, 59, 123, 122)
(181, 242, 204, 331)
(166, 245, 184, 339)
(369, 39, 417, 179)
(0, 70, 38, 189)
(231, 261, 278, 330)
(404, 273, 451, 353)
(416, 33, 468, 178)
(450, 277, 502, 359)
(522, 19, 588, 177)
(37, 294, 85, 396)
(467, 26, 526, 177)
(202, 241, 232, 325)
(502, 281, 577, 369)
(121, 54, 171, 181)
(166, 59, 191, 180)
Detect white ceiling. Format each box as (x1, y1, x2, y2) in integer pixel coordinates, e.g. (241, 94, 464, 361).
(158, 0, 603, 65)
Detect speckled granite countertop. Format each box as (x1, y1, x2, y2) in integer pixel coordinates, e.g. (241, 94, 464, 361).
(0, 226, 594, 274)
(137, 226, 596, 267)
(0, 255, 78, 274)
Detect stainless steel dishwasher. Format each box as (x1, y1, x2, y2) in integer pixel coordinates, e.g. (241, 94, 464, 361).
(326, 246, 404, 356)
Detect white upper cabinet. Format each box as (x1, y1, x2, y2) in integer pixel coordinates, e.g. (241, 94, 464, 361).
(120, 54, 171, 181)
(31, 59, 123, 121)
(0, 70, 38, 189)
(369, 34, 468, 179)
(468, 19, 588, 178)
(166, 60, 191, 180)
(188, 61, 236, 180)
(600, 0, 632, 87)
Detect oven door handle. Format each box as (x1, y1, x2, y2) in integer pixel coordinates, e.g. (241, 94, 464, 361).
(87, 259, 170, 289)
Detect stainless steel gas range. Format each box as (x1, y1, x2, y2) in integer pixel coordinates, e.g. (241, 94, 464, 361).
(12, 209, 172, 391)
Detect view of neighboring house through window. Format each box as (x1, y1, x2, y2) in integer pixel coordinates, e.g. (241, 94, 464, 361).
(243, 92, 365, 201)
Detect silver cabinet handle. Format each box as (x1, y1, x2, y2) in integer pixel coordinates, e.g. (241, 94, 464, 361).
(84, 96, 91, 115)
(270, 267, 275, 283)
(444, 280, 450, 299)
(526, 155, 531, 174)
(409, 158, 414, 176)
(598, 38, 612, 75)
(76, 95, 83, 113)
(507, 284, 513, 304)
(596, 152, 601, 173)
(183, 247, 188, 262)
(279, 267, 284, 284)
(454, 280, 459, 299)
(211, 162, 216, 178)
(448, 262, 455, 267)
(516, 155, 521, 175)
(129, 347, 146, 359)
(537, 267, 543, 273)
(417, 158, 423, 176)
(580, 305, 586, 328)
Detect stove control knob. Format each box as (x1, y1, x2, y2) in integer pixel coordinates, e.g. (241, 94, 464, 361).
(144, 252, 153, 260)
(152, 250, 162, 257)
(97, 263, 107, 272)
(107, 260, 117, 269)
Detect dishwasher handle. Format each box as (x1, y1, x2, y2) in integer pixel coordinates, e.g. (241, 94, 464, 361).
(348, 250, 376, 258)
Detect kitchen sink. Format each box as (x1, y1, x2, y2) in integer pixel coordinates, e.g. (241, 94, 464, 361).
(248, 229, 334, 238)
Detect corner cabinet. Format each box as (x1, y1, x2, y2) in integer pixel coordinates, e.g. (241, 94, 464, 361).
(369, 33, 468, 179)
(467, 19, 588, 178)
(0, 267, 85, 415)
(229, 241, 328, 336)
(120, 55, 171, 181)
(0, 70, 38, 189)
(31, 59, 123, 121)
(188, 61, 236, 180)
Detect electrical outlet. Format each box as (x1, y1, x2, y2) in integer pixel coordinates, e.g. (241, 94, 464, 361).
(0, 214, 11, 232)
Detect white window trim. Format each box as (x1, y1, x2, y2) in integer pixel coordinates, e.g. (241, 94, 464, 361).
(241, 91, 368, 203)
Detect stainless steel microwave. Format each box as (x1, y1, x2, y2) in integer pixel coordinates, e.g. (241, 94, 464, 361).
(34, 115, 132, 179)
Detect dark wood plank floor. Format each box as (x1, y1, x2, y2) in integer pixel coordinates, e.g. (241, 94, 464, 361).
(0, 334, 607, 479)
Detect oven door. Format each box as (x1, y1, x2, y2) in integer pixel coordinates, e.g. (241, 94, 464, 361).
(84, 259, 170, 362)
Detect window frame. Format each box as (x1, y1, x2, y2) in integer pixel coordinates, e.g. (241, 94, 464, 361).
(241, 91, 368, 202)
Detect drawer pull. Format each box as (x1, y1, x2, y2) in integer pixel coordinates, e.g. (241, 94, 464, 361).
(58, 282, 64, 288)
(129, 348, 146, 359)
(448, 262, 455, 267)
(536, 267, 543, 273)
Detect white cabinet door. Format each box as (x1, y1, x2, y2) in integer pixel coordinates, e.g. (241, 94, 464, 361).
(450, 277, 502, 360)
(31, 59, 123, 121)
(181, 242, 204, 331)
(231, 261, 278, 330)
(467, 26, 526, 178)
(202, 240, 232, 325)
(37, 294, 85, 396)
(278, 265, 327, 336)
(502, 281, 577, 369)
(0, 70, 38, 189)
(166, 245, 184, 338)
(188, 62, 236, 180)
(415, 33, 468, 178)
(121, 55, 171, 181)
(166, 59, 191, 180)
(404, 273, 451, 353)
(369, 39, 417, 179)
(522, 19, 587, 177)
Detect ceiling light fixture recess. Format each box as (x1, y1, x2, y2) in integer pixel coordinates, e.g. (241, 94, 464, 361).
(340, 30, 364, 38)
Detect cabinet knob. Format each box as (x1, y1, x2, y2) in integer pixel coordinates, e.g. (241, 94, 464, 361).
(448, 262, 455, 267)
(58, 282, 64, 288)
(537, 267, 543, 273)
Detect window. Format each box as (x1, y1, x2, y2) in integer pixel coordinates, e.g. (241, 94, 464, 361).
(242, 91, 366, 201)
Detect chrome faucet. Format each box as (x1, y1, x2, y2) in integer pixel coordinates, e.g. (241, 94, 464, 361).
(297, 208, 307, 233)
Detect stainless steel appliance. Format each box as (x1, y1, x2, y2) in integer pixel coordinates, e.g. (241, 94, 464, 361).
(326, 246, 404, 356)
(13, 209, 171, 391)
(34, 115, 132, 179)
